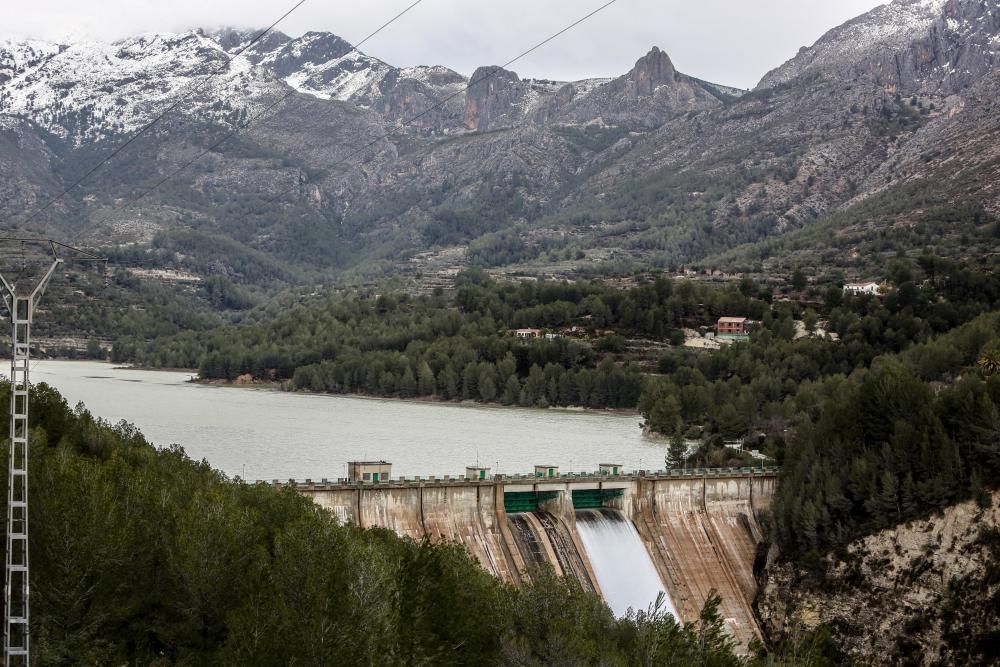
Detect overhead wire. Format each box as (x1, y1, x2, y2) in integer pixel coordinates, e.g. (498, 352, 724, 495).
(22, 0, 430, 370)
(119, 0, 429, 212)
(114, 0, 618, 217)
(26, 0, 427, 251)
(27, 0, 619, 369)
(10, 0, 311, 227)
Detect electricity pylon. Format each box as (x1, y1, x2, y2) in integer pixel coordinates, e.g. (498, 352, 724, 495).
(0, 239, 106, 666)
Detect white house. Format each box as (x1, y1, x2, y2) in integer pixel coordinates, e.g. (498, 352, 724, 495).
(512, 328, 542, 340)
(843, 282, 881, 296)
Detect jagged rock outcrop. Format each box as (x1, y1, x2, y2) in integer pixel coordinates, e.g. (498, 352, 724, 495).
(535, 47, 723, 129)
(263, 31, 355, 77)
(463, 65, 528, 131)
(756, 491, 1000, 665)
(366, 66, 467, 128)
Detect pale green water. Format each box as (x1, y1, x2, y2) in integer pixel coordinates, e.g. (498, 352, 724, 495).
(28, 360, 667, 480)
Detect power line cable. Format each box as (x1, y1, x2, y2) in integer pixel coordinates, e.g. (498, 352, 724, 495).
(31, 1, 618, 367)
(11, 0, 310, 227)
(120, 0, 429, 210)
(23, 0, 426, 250)
(24, 0, 428, 369)
(117, 0, 617, 216)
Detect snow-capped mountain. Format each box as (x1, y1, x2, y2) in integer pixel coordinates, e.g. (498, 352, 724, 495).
(0, 31, 286, 141)
(0, 28, 471, 141)
(759, 0, 998, 93)
(0, 26, 736, 142)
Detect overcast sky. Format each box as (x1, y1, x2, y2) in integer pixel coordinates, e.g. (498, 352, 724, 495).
(4, 0, 887, 88)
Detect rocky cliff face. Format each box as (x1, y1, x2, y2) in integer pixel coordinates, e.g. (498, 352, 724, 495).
(759, 0, 998, 95)
(756, 491, 1000, 665)
(0, 116, 60, 217)
(463, 66, 528, 131)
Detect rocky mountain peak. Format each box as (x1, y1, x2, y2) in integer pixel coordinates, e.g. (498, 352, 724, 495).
(533, 45, 720, 130)
(206, 27, 292, 64)
(630, 46, 676, 96)
(757, 0, 997, 94)
(267, 31, 356, 78)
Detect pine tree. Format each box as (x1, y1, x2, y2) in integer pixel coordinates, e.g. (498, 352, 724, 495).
(667, 422, 687, 468)
(379, 371, 397, 395)
(478, 374, 497, 402)
(416, 361, 435, 396)
(502, 374, 521, 405)
(438, 365, 459, 400)
(877, 470, 899, 520)
(462, 362, 479, 400)
(649, 395, 681, 435)
(399, 367, 417, 398)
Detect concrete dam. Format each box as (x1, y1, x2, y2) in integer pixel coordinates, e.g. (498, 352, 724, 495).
(285, 466, 777, 648)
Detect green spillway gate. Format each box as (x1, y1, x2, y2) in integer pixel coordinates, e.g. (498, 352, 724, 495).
(503, 491, 560, 513)
(571, 489, 624, 509)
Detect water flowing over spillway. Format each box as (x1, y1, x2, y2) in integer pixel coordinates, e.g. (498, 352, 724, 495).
(575, 509, 677, 618)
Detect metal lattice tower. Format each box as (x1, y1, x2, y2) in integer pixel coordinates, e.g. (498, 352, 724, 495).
(0, 240, 105, 666)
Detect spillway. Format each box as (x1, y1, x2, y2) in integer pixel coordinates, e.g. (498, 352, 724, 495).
(507, 512, 599, 593)
(575, 508, 677, 618)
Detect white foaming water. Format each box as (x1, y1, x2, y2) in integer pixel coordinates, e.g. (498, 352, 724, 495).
(575, 509, 677, 619)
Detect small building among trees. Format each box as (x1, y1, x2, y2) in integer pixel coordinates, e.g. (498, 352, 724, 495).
(512, 328, 542, 340)
(716, 317, 750, 336)
(843, 281, 881, 296)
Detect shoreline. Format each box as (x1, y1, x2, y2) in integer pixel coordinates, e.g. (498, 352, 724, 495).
(31, 359, 645, 419)
(198, 376, 642, 417)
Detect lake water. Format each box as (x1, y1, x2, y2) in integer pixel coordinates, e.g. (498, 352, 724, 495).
(26, 360, 668, 481)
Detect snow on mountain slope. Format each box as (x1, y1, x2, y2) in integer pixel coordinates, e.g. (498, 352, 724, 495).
(0, 26, 741, 143)
(279, 49, 392, 102)
(759, 0, 949, 88)
(0, 29, 400, 141)
(0, 38, 64, 85)
(0, 30, 291, 141)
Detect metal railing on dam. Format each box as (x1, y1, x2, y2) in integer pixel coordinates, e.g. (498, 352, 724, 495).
(282, 466, 779, 651)
(271, 465, 779, 489)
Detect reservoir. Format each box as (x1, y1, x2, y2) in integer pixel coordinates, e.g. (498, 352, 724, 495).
(28, 360, 667, 480)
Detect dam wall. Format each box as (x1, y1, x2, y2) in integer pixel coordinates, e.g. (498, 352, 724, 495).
(288, 467, 777, 647)
(631, 474, 765, 648)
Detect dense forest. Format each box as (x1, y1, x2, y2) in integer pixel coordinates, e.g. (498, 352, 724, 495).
(116, 256, 1000, 424)
(1, 381, 836, 665)
(114, 269, 772, 410)
(771, 313, 1000, 558)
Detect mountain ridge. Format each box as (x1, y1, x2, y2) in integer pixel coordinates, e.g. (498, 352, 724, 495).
(0, 28, 743, 140)
(0, 0, 997, 287)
